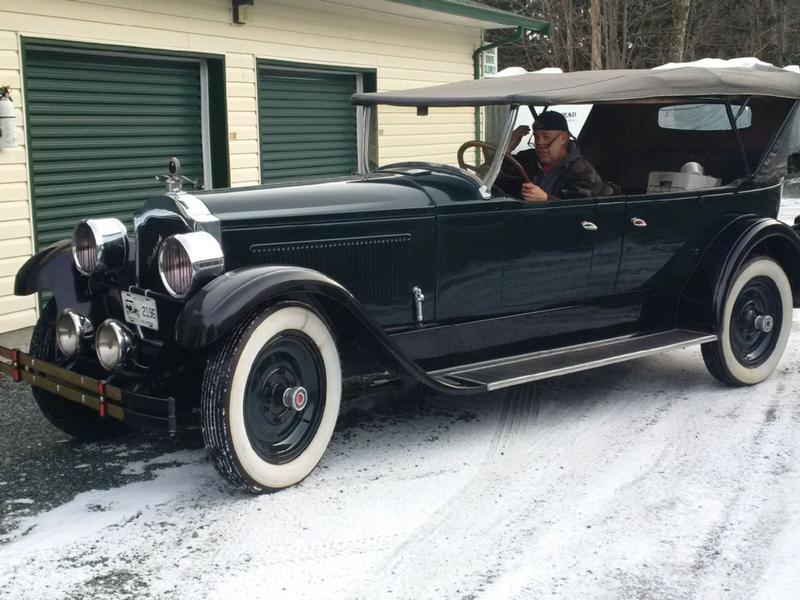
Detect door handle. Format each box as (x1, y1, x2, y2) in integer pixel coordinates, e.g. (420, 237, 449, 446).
(581, 221, 598, 231)
(631, 217, 648, 227)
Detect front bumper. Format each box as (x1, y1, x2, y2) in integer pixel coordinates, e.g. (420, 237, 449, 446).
(0, 345, 178, 433)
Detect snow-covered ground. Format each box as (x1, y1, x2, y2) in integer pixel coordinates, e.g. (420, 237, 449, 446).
(1, 198, 800, 600)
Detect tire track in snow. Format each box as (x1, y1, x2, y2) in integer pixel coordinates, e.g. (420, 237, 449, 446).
(344, 384, 547, 599)
(482, 353, 722, 599)
(501, 341, 800, 600)
(687, 369, 800, 599)
(352, 364, 655, 600)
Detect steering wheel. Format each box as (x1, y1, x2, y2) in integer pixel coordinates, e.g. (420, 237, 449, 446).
(456, 140, 532, 184)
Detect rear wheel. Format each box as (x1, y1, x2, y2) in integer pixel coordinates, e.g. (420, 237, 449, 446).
(702, 257, 792, 386)
(30, 301, 125, 439)
(201, 305, 341, 492)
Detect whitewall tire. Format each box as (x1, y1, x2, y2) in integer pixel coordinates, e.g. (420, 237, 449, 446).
(702, 257, 793, 386)
(202, 305, 341, 492)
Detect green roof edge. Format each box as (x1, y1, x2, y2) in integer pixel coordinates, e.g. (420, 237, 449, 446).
(386, 0, 550, 34)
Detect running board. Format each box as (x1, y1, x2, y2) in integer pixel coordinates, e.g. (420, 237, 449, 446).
(431, 329, 717, 392)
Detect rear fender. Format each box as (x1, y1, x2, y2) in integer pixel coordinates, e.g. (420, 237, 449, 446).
(174, 266, 478, 395)
(678, 216, 800, 331)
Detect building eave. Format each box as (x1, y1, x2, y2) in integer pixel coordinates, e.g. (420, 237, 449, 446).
(386, 0, 549, 33)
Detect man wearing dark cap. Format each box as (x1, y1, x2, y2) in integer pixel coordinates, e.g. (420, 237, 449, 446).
(500, 110, 604, 202)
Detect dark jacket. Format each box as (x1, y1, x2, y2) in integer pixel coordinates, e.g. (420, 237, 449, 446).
(497, 142, 604, 200)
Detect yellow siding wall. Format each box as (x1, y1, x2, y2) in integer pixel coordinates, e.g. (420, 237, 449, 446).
(0, 0, 481, 332)
(0, 30, 36, 333)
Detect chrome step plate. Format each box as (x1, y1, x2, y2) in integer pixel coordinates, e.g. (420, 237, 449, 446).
(432, 329, 717, 391)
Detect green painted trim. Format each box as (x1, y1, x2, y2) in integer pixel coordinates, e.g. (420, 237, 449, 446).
(387, 0, 549, 33)
(257, 58, 377, 76)
(20, 39, 37, 251)
(207, 59, 230, 189)
(21, 37, 224, 62)
(473, 26, 526, 80)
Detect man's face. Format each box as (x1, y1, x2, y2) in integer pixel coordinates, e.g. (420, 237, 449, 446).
(533, 129, 568, 165)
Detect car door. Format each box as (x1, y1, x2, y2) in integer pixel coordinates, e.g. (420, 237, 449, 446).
(435, 196, 509, 321)
(500, 195, 598, 312)
(615, 190, 700, 294)
(436, 194, 599, 321)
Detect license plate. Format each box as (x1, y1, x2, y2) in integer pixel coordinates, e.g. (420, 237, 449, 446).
(121, 292, 159, 331)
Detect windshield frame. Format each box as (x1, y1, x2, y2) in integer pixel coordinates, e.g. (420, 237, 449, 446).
(356, 104, 520, 199)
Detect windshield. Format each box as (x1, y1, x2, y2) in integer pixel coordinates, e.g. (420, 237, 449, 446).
(362, 105, 518, 194)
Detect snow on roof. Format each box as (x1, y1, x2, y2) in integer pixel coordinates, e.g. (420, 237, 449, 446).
(654, 57, 799, 73)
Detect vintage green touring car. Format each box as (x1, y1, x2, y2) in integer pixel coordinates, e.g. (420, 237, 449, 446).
(2, 66, 800, 492)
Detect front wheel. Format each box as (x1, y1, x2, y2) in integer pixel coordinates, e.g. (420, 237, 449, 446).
(702, 257, 793, 386)
(201, 305, 341, 492)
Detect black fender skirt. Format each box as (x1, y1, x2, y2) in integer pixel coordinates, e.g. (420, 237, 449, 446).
(174, 265, 481, 394)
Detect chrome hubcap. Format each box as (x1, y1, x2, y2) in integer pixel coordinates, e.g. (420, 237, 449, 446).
(282, 385, 308, 412)
(754, 315, 774, 333)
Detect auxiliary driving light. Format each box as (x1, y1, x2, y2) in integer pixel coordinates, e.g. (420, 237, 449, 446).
(56, 309, 94, 358)
(72, 218, 128, 276)
(95, 319, 135, 371)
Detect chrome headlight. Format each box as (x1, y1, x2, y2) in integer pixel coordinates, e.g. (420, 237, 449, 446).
(95, 319, 135, 371)
(158, 231, 224, 298)
(72, 218, 128, 276)
(56, 309, 94, 358)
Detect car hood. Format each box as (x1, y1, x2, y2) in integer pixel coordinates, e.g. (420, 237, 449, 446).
(194, 174, 436, 227)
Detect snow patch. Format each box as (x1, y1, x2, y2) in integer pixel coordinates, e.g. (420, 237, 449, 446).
(653, 57, 797, 72)
(121, 449, 204, 476)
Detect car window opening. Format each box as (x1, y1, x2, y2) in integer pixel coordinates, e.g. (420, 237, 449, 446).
(358, 96, 795, 201)
(658, 104, 753, 131)
(578, 98, 796, 195)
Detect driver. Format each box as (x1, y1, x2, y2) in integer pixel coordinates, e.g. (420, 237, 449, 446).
(499, 111, 604, 202)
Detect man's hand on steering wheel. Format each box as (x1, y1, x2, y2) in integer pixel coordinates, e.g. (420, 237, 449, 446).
(456, 140, 548, 203)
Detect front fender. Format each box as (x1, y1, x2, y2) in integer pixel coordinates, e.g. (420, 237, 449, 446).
(678, 216, 800, 331)
(14, 240, 93, 314)
(175, 266, 351, 348)
(15, 240, 71, 296)
(174, 265, 479, 395)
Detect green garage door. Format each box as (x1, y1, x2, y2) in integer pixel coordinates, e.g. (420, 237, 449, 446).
(258, 66, 358, 183)
(25, 46, 206, 247)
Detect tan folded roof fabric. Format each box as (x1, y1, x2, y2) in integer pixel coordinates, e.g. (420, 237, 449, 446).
(352, 66, 800, 107)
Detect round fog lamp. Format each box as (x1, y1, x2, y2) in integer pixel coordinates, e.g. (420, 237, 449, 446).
(95, 319, 135, 371)
(56, 309, 93, 358)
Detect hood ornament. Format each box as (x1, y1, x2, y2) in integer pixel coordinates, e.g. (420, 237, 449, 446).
(156, 157, 201, 193)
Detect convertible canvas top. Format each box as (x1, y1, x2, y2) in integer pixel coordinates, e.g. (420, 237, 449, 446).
(351, 66, 800, 107)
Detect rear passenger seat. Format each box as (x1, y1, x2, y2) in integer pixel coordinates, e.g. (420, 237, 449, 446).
(613, 151, 759, 193)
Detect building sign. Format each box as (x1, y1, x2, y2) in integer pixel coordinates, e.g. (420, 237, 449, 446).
(481, 48, 498, 78)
